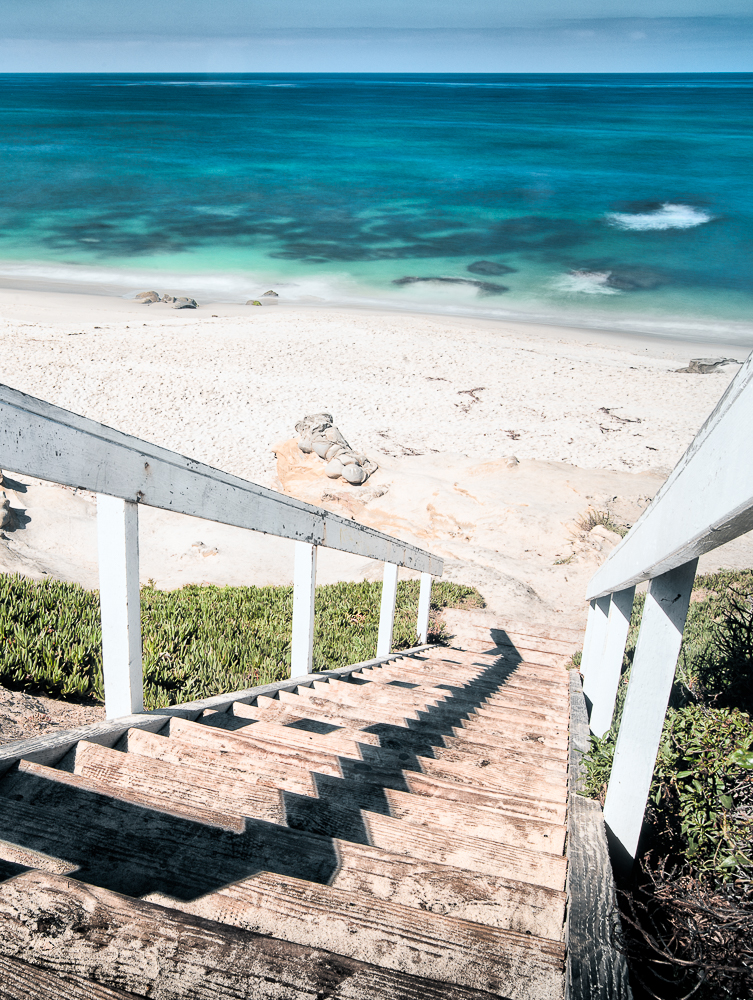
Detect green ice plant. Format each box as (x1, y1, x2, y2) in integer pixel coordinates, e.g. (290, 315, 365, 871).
(0, 573, 482, 711)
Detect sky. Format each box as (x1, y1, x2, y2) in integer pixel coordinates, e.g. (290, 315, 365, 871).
(0, 0, 750, 72)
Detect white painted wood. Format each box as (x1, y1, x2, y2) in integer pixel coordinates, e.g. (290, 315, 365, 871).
(585, 587, 635, 739)
(97, 495, 143, 719)
(579, 596, 610, 680)
(377, 562, 399, 657)
(603, 560, 697, 861)
(291, 541, 317, 678)
(417, 572, 432, 644)
(587, 353, 753, 600)
(0, 384, 443, 576)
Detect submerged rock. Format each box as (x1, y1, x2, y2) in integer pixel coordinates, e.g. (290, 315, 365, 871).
(605, 267, 666, 291)
(467, 260, 516, 276)
(392, 276, 508, 296)
(135, 291, 160, 303)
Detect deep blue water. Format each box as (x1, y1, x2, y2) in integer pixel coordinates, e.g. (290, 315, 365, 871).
(0, 73, 752, 342)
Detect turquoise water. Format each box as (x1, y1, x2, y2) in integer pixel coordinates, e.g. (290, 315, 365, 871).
(1, 72, 752, 342)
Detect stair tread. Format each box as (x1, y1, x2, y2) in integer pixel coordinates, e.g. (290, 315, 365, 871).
(77, 736, 565, 854)
(182, 715, 567, 804)
(239, 697, 568, 773)
(0, 871, 516, 1000)
(0, 954, 140, 1000)
(68, 745, 566, 890)
(0, 759, 565, 933)
(145, 867, 565, 995)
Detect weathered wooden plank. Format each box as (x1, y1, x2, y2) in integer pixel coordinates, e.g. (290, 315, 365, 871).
(155, 869, 565, 998)
(0, 871, 500, 1000)
(0, 384, 442, 574)
(566, 669, 633, 1000)
(0, 954, 139, 1000)
(587, 353, 753, 599)
(0, 769, 565, 937)
(68, 740, 566, 889)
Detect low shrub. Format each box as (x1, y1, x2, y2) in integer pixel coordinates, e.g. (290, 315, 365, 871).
(0, 573, 483, 710)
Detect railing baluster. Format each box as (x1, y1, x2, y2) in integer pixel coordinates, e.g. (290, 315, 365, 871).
(417, 572, 432, 644)
(603, 559, 697, 864)
(584, 586, 635, 738)
(291, 541, 317, 678)
(377, 562, 399, 657)
(579, 594, 611, 681)
(97, 494, 143, 719)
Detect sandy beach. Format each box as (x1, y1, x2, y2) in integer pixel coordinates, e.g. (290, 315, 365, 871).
(1, 287, 751, 628)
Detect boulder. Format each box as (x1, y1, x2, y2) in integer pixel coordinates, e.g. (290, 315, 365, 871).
(162, 294, 175, 303)
(343, 463, 367, 485)
(467, 260, 515, 276)
(325, 459, 344, 479)
(262, 290, 279, 297)
(172, 297, 198, 310)
(246, 300, 263, 306)
(294, 413, 376, 486)
(676, 357, 740, 375)
(135, 291, 160, 303)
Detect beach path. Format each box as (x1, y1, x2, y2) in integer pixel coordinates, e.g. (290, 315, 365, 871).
(0, 611, 577, 1000)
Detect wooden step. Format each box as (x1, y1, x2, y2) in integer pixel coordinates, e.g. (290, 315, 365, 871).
(132, 722, 566, 836)
(147, 868, 565, 997)
(363, 658, 571, 693)
(0, 871, 511, 1000)
(291, 686, 569, 752)
(78, 735, 565, 854)
(283, 687, 569, 760)
(68, 743, 566, 891)
(346, 673, 567, 714)
(235, 696, 568, 774)
(0, 954, 139, 1000)
(212, 704, 567, 793)
(180, 715, 567, 806)
(4, 753, 565, 935)
(305, 678, 568, 730)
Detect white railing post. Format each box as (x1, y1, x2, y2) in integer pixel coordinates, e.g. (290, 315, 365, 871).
(291, 541, 317, 678)
(603, 559, 697, 863)
(584, 586, 635, 738)
(377, 562, 399, 657)
(97, 494, 143, 719)
(579, 594, 611, 680)
(417, 572, 432, 644)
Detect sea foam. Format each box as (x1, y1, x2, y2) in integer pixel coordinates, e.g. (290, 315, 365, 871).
(553, 271, 621, 295)
(606, 203, 713, 231)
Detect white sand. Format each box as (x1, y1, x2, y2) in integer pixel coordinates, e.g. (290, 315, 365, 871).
(0, 288, 750, 628)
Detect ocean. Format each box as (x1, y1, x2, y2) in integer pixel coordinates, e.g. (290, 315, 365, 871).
(0, 72, 751, 344)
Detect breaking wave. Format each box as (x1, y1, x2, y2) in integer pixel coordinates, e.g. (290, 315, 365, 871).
(552, 271, 621, 295)
(606, 203, 713, 231)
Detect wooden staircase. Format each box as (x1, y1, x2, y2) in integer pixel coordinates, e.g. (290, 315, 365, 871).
(0, 615, 580, 1000)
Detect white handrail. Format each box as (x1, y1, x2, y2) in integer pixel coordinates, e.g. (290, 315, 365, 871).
(581, 351, 753, 866)
(587, 352, 753, 601)
(0, 385, 443, 718)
